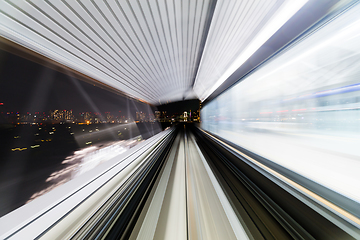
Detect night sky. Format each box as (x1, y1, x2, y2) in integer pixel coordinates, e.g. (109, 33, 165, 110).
(0, 49, 199, 118)
(0, 49, 154, 117)
(156, 100, 199, 116)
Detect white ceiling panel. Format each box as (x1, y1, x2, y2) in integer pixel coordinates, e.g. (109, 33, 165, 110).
(0, 0, 308, 105)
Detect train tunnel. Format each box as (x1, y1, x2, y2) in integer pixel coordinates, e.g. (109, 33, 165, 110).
(0, 0, 360, 239)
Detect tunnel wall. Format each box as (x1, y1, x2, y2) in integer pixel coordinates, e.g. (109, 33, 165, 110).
(200, 3, 360, 203)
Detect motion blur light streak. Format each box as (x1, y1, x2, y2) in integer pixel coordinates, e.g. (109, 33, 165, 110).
(26, 138, 141, 204)
(1, 0, 360, 239)
(200, 129, 360, 228)
(194, 0, 308, 101)
(201, 2, 360, 205)
(291, 109, 307, 112)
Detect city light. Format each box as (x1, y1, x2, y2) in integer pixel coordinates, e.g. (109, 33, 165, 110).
(11, 147, 27, 151)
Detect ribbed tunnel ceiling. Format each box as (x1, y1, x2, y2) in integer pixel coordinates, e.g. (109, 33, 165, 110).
(0, 0, 307, 105)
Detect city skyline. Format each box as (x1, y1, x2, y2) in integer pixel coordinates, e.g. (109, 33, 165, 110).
(1, 107, 199, 125)
(0, 50, 199, 124)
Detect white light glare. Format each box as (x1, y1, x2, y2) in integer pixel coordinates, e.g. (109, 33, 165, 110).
(200, 0, 308, 101)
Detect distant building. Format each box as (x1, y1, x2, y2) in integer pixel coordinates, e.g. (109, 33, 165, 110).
(149, 113, 155, 122)
(84, 112, 92, 123)
(106, 112, 114, 123)
(155, 111, 161, 121)
(136, 111, 146, 122)
(157, 111, 167, 122)
(49, 109, 74, 123)
(161, 111, 167, 119)
(64, 110, 74, 122)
